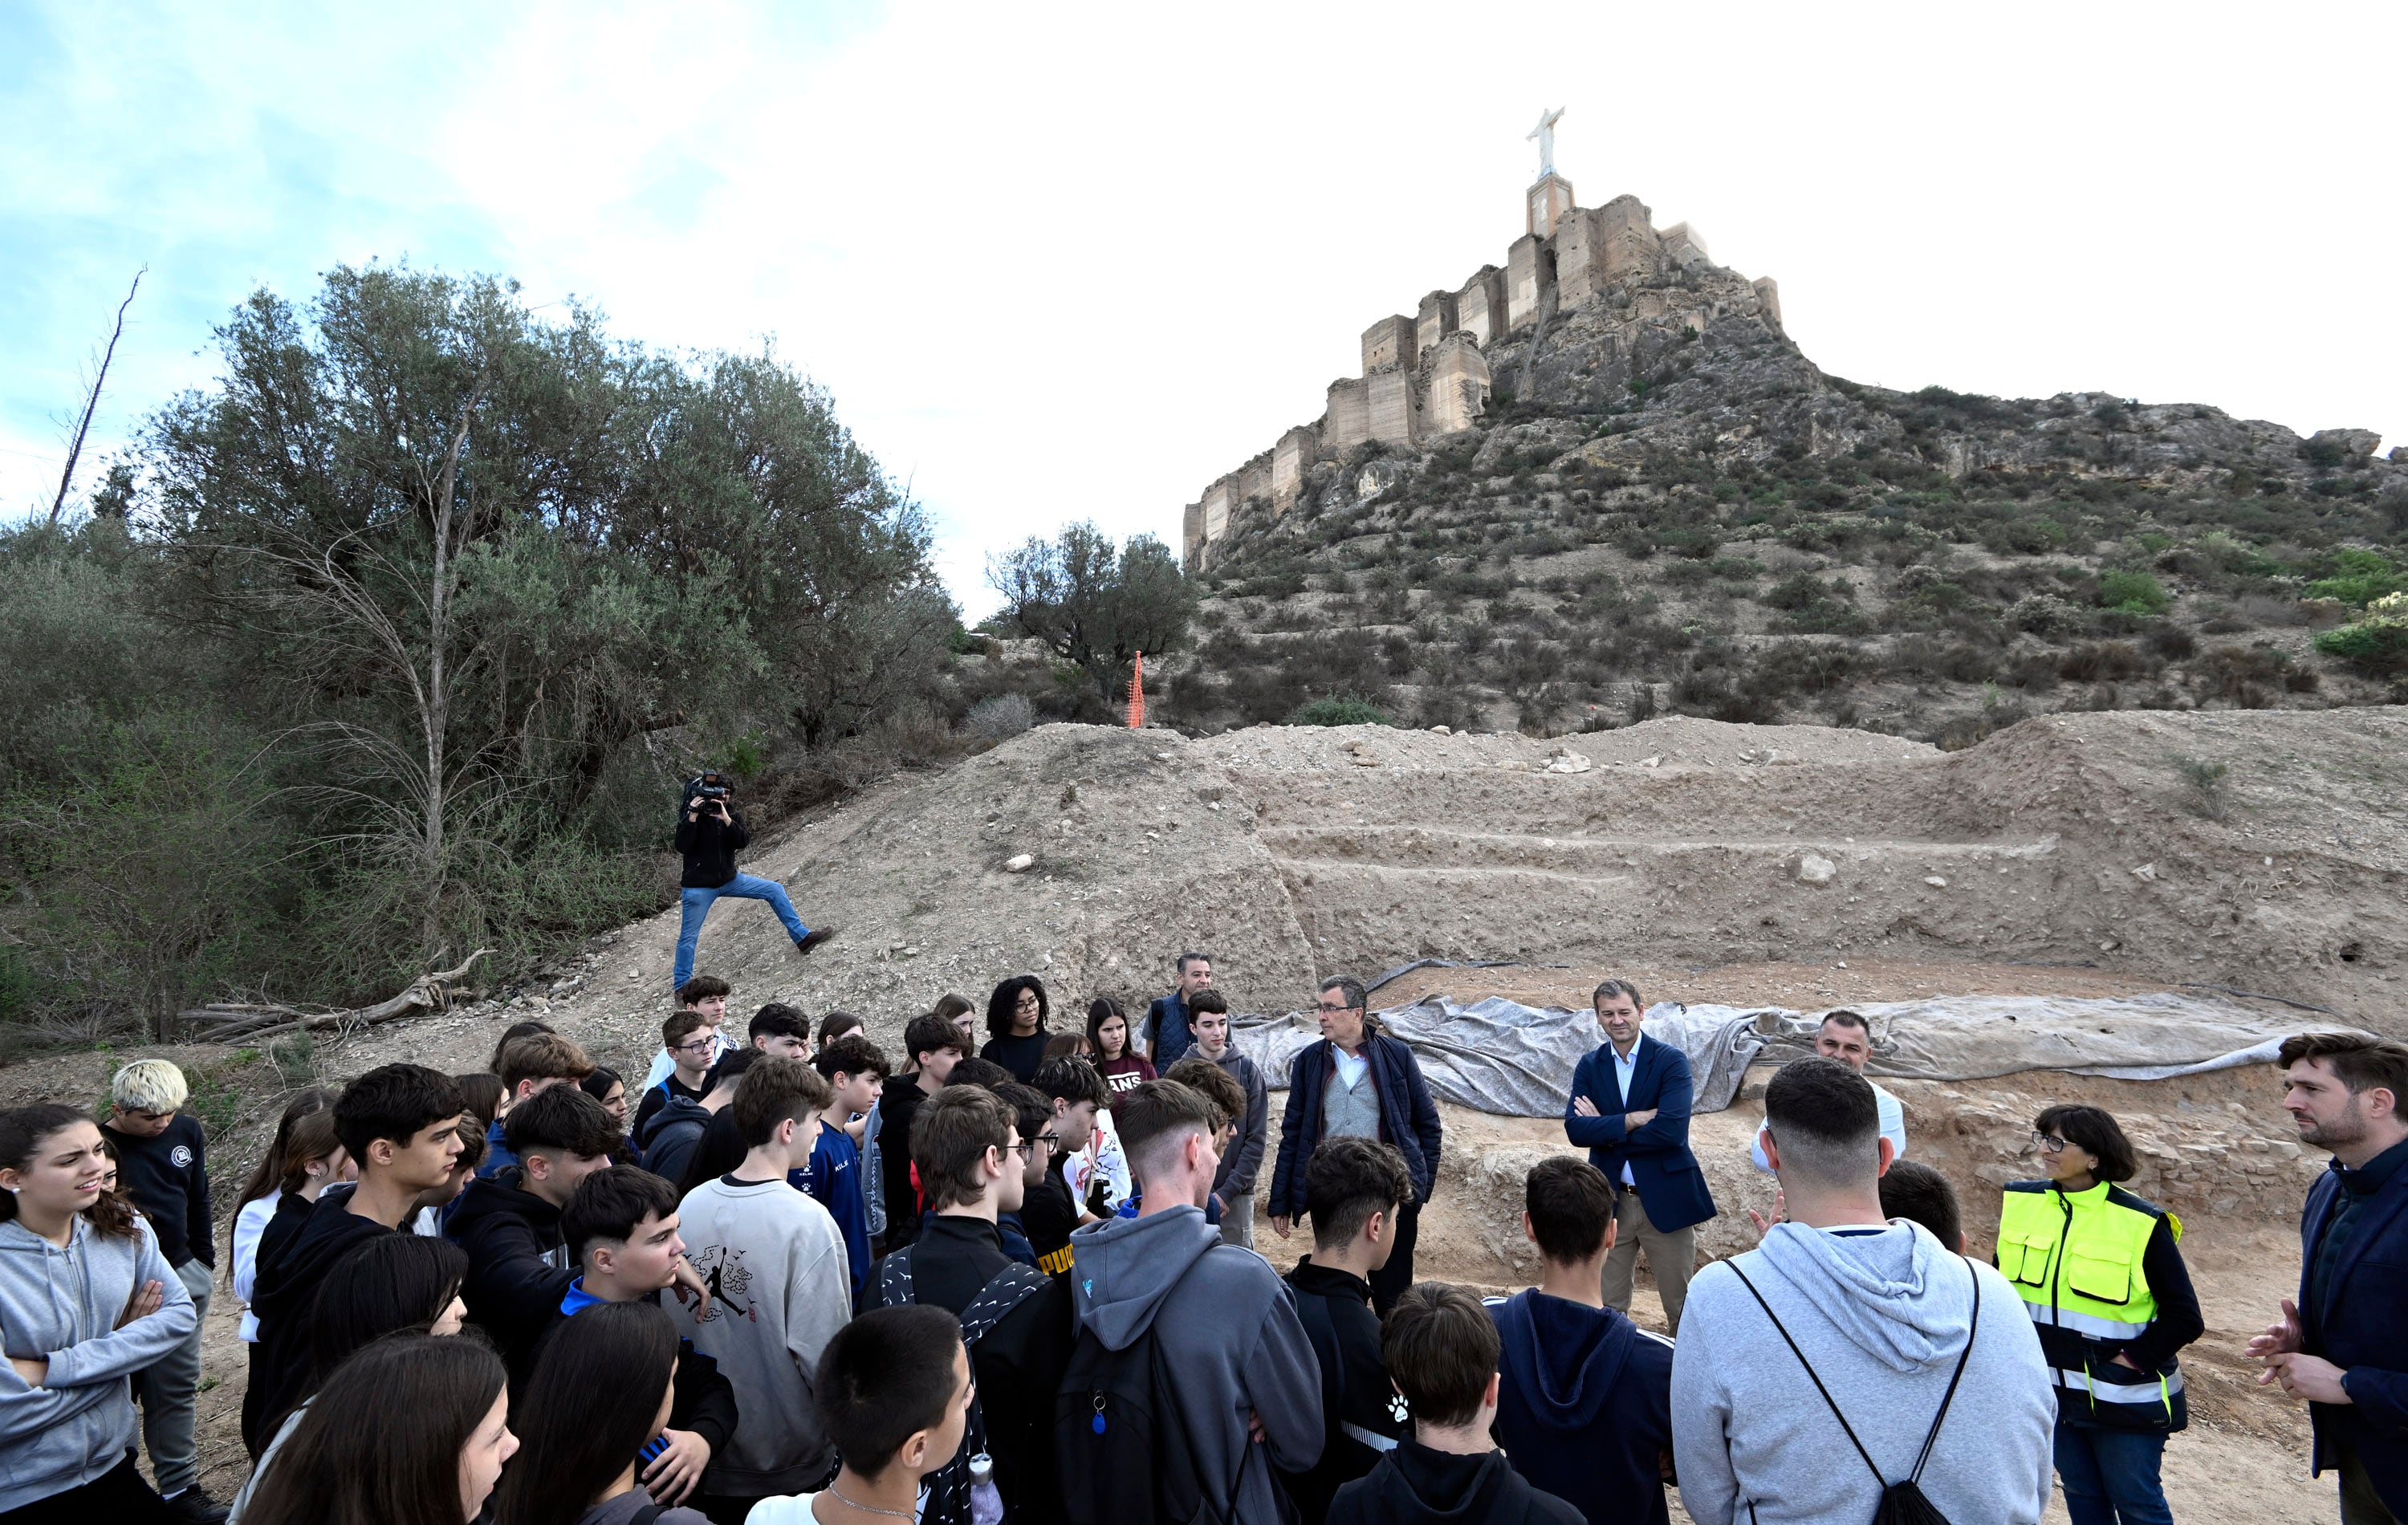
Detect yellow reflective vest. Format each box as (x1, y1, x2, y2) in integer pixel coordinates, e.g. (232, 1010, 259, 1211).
(1995, 1179, 2186, 1431)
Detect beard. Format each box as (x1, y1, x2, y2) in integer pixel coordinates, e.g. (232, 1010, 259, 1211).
(2296, 1105, 2368, 1149)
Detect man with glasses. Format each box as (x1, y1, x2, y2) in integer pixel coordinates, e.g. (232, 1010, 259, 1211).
(870, 1085, 1072, 1524)
(1267, 974, 1444, 1315)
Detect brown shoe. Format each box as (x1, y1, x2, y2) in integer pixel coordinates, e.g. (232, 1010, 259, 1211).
(794, 927, 837, 958)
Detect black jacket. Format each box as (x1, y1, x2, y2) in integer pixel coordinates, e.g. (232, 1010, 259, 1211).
(525, 1296, 740, 1454)
(245, 1188, 393, 1453)
(1328, 1442, 1584, 1525)
(106, 1116, 213, 1269)
(879, 1083, 932, 1246)
(1281, 1259, 1405, 1525)
(673, 807, 750, 889)
(445, 1170, 577, 1382)
(872, 1215, 1073, 1523)
(1268, 1034, 1444, 1221)
(637, 1094, 712, 1190)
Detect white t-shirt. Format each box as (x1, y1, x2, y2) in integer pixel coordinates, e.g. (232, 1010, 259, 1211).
(1751, 1083, 1907, 1173)
(232, 1194, 278, 1342)
(746, 1485, 928, 1525)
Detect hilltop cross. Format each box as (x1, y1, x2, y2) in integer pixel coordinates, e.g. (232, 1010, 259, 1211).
(1527, 106, 1564, 178)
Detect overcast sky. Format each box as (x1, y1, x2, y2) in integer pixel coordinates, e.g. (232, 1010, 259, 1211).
(5, 2, 2401, 616)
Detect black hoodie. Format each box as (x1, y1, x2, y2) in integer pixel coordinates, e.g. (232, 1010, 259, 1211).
(1328, 1442, 1584, 1525)
(446, 1169, 577, 1382)
(1281, 1258, 1405, 1525)
(1486, 1290, 1674, 1525)
(244, 1187, 395, 1453)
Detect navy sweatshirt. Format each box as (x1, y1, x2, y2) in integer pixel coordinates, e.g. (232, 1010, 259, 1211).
(1486, 1289, 1675, 1525)
(107, 1115, 213, 1269)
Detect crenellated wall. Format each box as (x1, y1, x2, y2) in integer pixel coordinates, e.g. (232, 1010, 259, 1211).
(1183, 182, 1777, 567)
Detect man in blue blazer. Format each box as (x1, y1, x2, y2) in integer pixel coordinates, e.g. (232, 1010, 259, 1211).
(1563, 978, 1715, 1333)
(2251, 1032, 2408, 1524)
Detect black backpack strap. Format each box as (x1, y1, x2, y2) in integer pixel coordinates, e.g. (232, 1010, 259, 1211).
(1727, 1263, 1886, 1488)
(959, 1263, 1050, 1348)
(877, 1245, 915, 1308)
(628, 1507, 664, 1525)
(1906, 1257, 1982, 1486)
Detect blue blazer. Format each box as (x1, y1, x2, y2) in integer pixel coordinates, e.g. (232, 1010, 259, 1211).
(2298, 1157, 2408, 1512)
(1563, 1032, 1716, 1234)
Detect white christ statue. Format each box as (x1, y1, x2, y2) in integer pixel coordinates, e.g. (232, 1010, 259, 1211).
(1527, 106, 1564, 177)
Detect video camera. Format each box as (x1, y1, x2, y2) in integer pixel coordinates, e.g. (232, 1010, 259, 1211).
(689, 772, 731, 805)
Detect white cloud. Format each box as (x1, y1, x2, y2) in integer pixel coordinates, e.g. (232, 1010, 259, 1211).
(5, 1, 2402, 615)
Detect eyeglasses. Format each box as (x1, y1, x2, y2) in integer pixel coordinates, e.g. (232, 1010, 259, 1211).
(673, 1038, 718, 1055)
(2030, 1133, 2069, 1154)
(1036, 1134, 1060, 1150)
(1316, 1002, 1357, 1015)
(1006, 1141, 1043, 1159)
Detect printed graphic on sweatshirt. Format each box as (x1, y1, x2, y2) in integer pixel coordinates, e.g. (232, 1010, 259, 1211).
(688, 1245, 757, 1322)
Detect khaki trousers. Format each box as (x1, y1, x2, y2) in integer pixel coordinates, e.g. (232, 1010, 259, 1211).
(1600, 1186, 1696, 1335)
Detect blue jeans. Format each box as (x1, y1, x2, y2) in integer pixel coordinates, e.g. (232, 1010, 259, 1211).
(673, 873, 809, 991)
(2054, 1417, 2172, 1525)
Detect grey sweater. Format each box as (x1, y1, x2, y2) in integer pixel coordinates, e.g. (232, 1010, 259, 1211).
(1670, 1222, 2054, 1525)
(0, 1214, 198, 1512)
(1068, 1205, 1323, 1525)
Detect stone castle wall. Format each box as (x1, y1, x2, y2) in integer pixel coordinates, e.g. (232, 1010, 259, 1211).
(1182, 187, 1780, 567)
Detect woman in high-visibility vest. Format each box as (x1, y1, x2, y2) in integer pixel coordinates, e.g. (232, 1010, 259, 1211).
(1996, 1105, 2204, 1525)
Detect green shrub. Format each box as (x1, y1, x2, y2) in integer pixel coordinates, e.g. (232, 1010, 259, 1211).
(2097, 570, 2170, 615)
(1289, 697, 1390, 727)
(2313, 593, 2408, 674)
(2304, 548, 2403, 608)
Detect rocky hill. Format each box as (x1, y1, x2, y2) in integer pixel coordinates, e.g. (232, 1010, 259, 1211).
(1164, 193, 2408, 744)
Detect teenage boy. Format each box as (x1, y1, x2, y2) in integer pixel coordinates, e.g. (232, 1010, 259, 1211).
(482, 1032, 596, 1177)
(104, 1059, 219, 1523)
(447, 1082, 621, 1379)
(680, 1056, 852, 1519)
(642, 976, 739, 1093)
(1328, 1283, 1584, 1525)
(1670, 1057, 2052, 1525)
(1185, 991, 1267, 1248)
(1282, 1137, 1415, 1525)
(990, 1082, 1055, 1267)
(1067, 1080, 1324, 1525)
(1486, 1157, 1675, 1525)
(880, 1013, 967, 1249)
(803, 1035, 888, 1306)
(1023, 1057, 1109, 1275)
(644, 1051, 746, 1190)
(246, 1063, 465, 1454)
(750, 1004, 812, 1059)
(744, 1306, 973, 1525)
(1564, 978, 1714, 1334)
(1144, 950, 1214, 1068)
(552, 1166, 736, 1506)
(871, 1084, 1074, 1523)
(637, 1007, 725, 1151)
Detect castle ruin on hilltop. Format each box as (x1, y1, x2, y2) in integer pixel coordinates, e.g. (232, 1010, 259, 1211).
(1183, 112, 1783, 570)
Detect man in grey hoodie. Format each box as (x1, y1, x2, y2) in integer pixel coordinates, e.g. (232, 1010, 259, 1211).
(1066, 1078, 1324, 1525)
(1671, 1058, 2054, 1525)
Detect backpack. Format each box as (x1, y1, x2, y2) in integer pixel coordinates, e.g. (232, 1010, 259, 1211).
(878, 1246, 1051, 1525)
(1727, 1256, 1981, 1525)
(1054, 1279, 1258, 1525)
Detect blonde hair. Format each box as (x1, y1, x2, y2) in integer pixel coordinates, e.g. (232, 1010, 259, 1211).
(111, 1059, 189, 1114)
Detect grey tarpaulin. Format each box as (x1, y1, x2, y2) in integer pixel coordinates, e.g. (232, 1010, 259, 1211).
(1232, 992, 2344, 1120)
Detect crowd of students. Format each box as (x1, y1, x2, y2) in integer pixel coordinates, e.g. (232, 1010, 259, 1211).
(2, 956, 2404, 1525)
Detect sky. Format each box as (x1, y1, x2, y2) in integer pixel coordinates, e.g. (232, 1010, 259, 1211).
(5, 2, 2403, 617)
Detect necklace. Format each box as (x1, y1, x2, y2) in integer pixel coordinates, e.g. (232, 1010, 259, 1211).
(827, 1484, 916, 1519)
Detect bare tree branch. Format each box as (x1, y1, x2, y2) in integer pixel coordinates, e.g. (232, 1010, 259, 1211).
(51, 266, 144, 525)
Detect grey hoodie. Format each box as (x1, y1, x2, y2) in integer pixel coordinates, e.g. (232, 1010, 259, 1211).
(1068, 1205, 1324, 1525)
(1670, 1222, 2055, 1525)
(0, 1214, 198, 1512)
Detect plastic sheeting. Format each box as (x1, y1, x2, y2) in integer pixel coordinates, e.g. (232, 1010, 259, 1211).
(1231, 992, 2349, 1120)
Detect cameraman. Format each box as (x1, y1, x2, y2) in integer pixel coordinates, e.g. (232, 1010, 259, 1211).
(671, 771, 834, 993)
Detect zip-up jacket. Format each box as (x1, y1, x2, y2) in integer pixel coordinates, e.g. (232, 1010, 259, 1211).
(673, 808, 750, 889)
(445, 1170, 577, 1384)
(1995, 1178, 2203, 1432)
(1268, 1033, 1443, 1221)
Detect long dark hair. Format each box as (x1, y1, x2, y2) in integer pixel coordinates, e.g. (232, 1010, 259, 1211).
(986, 975, 1050, 1039)
(308, 1236, 470, 1392)
(0, 1104, 133, 1239)
(494, 1300, 679, 1525)
(244, 1335, 506, 1525)
(236, 1088, 335, 1212)
(1085, 996, 1129, 1060)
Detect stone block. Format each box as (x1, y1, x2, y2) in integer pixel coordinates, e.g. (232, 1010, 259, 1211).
(1368, 368, 1420, 448)
(1416, 290, 1459, 353)
(1324, 377, 1370, 453)
(1272, 426, 1320, 511)
(1202, 475, 1239, 543)
(1526, 172, 1576, 239)
(1426, 335, 1491, 435)
(1456, 266, 1509, 346)
(1660, 221, 1710, 266)
(1753, 275, 1782, 328)
(1237, 453, 1271, 506)
(1507, 234, 1554, 331)
(1551, 207, 1607, 308)
(1182, 498, 1206, 567)
(1593, 194, 1662, 283)
(1361, 315, 1417, 376)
